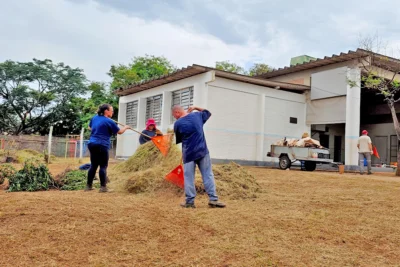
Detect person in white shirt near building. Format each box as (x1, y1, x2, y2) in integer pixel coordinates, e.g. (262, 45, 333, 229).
(357, 130, 373, 175)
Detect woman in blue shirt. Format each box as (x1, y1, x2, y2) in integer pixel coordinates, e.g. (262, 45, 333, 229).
(86, 104, 129, 192)
(139, 118, 163, 145)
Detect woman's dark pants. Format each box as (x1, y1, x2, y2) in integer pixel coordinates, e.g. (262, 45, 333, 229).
(87, 143, 109, 187)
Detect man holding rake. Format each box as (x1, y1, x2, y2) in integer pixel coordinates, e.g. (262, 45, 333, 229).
(172, 105, 225, 208)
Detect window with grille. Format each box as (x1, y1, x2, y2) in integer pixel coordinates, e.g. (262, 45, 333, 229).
(125, 100, 138, 128)
(145, 94, 163, 125)
(171, 87, 194, 122)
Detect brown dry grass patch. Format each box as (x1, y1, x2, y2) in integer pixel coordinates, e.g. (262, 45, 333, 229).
(1, 167, 400, 266)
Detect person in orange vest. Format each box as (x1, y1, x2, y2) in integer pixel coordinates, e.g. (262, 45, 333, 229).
(357, 130, 373, 175)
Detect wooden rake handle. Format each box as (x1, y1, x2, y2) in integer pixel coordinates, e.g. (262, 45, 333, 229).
(111, 119, 153, 139)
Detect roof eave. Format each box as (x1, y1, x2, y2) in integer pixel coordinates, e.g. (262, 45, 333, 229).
(115, 64, 310, 96)
(214, 70, 310, 91)
(256, 49, 369, 79)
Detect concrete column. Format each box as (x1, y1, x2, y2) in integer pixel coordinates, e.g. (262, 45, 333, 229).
(345, 68, 361, 166)
(116, 100, 127, 157)
(161, 91, 172, 132)
(118, 102, 127, 125)
(256, 94, 266, 162)
(137, 97, 147, 130)
(304, 91, 312, 135)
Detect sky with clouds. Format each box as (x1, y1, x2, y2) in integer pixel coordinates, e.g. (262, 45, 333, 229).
(1, 0, 399, 82)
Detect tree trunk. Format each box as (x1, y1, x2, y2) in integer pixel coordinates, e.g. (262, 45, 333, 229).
(397, 150, 400, 176)
(388, 102, 400, 176)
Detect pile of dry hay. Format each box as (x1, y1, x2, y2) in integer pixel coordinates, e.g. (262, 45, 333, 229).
(108, 137, 261, 199)
(0, 149, 50, 163)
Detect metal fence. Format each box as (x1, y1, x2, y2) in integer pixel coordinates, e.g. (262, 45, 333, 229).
(0, 135, 117, 159)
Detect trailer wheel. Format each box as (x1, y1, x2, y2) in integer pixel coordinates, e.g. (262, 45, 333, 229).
(279, 155, 291, 170)
(304, 161, 316, 171)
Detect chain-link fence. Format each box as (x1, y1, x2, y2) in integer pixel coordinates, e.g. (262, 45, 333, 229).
(0, 135, 117, 159)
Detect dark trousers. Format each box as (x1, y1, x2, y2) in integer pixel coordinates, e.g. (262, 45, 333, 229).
(87, 143, 109, 187)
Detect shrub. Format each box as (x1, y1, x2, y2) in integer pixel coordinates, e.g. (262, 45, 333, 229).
(8, 159, 58, 192)
(59, 170, 95, 191)
(0, 164, 16, 185)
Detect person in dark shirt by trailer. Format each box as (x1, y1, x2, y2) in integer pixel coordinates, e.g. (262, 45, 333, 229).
(172, 105, 225, 209)
(139, 118, 163, 145)
(86, 104, 129, 193)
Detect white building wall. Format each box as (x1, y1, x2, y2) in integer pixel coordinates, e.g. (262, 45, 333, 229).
(116, 74, 308, 162)
(206, 77, 308, 163)
(311, 67, 349, 100)
(306, 66, 352, 125)
(116, 72, 214, 158)
(307, 96, 347, 124)
(267, 59, 360, 86)
(263, 96, 308, 162)
(206, 86, 259, 161)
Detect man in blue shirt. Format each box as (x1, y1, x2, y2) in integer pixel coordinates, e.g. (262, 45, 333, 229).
(173, 105, 225, 208)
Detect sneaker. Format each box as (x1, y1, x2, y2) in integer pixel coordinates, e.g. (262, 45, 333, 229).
(180, 203, 196, 208)
(99, 186, 111, 193)
(208, 200, 226, 208)
(367, 172, 373, 175)
(84, 185, 94, 191)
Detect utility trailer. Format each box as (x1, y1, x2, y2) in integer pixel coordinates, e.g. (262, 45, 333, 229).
(267, 145, 335, 171)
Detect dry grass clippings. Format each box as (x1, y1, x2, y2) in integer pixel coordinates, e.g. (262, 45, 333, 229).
(108, 139, 260, 199)
(1, 168, 400, 266)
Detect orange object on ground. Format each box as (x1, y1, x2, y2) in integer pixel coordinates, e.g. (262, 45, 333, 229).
(338, 165, 345, 174)
(372, 146, 380, 159)
(165, 164, 184, 188)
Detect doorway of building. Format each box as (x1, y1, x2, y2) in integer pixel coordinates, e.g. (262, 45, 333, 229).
(390, 135, 399, 164)
(319, 134, 329, 150)
(373, 136, 388, 165)
(334, 136, 342, 163)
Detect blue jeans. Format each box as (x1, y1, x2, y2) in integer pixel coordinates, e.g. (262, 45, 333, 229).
(359, 152, 372, 174)
(183, 153, 218, 204)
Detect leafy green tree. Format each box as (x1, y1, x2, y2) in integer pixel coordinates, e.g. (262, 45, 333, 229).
(34, 97, 86, 136)
(0, 59, 87, 135)
(215, 61, 246, 75)
(82, 82, 118, 123)
(249, 63, 273, 76)
(109, 55, 176, 89)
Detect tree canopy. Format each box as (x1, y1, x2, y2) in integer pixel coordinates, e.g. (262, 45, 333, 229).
(108, 55, 176, 89)
(0, 59, 87, 135)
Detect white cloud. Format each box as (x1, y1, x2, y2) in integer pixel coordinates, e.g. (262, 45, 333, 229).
(0, 0, 298, 82)
(1, 0, 399, 86)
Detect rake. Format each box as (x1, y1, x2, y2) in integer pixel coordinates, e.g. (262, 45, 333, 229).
(112, 119, 171, 156)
